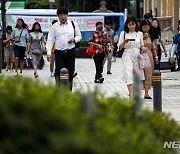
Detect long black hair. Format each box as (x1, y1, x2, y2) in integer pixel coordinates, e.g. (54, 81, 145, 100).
(124, 17, 139, 33)
(31, 22, 42, 33)
(15, 18, 28, 29)
(152, 18, 162, 37)
(140, 19, 153, 41)
(177, 20, 180, 32)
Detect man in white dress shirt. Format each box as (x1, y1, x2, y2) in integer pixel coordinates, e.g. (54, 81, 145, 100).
(46, 7, 82, 90)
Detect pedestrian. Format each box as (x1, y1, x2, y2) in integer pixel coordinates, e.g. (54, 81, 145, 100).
(88, 21, 110, 83)
(117, 17, 146, 99)
(28, 22, 45, 78)
(3, 25, 14, 71)
(143, 13, 156, 40)
(113, 32, 119, 62)
(50, 20, 58, 77)
(170, 20, 180, 70)
(46, 7, 82, 90)
(11, 18, 29, 75)
(103, 21, 115, 74)
(151, 18, 167, 70)
(140, 20, 159, 99)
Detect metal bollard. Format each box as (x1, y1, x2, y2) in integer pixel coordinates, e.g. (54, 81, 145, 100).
(133, 70, 143, 116)
(153, 70, 162, 112)
(60, 68, 69, 86)
(80, 94, 96, 132)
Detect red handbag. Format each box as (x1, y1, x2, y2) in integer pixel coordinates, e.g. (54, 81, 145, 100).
(86, 46, 96, 56)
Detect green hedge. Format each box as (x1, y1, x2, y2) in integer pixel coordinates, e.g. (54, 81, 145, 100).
(0, 76, 179, 154)
(79, 39, 89, 47)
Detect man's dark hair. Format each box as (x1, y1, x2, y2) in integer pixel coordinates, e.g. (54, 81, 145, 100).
(6, 25, 12, 32)
(57, 7, 68, 16)
(105, 21, 111, 26)
(96, 21, 103, 27)
(144, 13, 153, 20)
(52, 20, 58, 25)
(124, 17, 139, 33)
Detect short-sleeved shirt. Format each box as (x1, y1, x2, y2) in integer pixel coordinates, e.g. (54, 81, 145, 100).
(173, 33, 180, 53)
(3, 33, 14, 47)
(103, 28, 115, 43)
(29, 32, 44, 51)
(11, 28, 29, 47)
(88, 31, 110, 54)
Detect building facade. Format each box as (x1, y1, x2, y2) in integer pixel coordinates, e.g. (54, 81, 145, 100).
(143, 0, 180, 32)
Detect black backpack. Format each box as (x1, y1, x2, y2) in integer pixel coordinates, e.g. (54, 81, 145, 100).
(71, 21, 80, 49)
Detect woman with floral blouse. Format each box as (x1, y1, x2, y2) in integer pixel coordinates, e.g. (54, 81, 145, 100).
(89, 21, 110, 83)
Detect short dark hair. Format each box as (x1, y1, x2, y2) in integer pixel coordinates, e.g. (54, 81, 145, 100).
(152, 18, 162, 32)
(144, 13, 153, 20)
(57, 7, 68, 16)
(31, 22, 42, 33)
(52, 20, 58, 25)
(105, 21, 111, 26)
(124, 17, 139, 33)
(6, 25, 12, 32)
(96, 21, 103, 27)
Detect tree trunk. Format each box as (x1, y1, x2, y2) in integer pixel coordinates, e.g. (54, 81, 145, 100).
(0, 0, 6, 73)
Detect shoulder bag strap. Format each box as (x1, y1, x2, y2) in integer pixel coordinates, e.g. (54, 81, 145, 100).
(71, 21, 75, 38)
(19, 28, 24, 40)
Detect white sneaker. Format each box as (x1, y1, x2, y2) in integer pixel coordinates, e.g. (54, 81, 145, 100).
(19, 72, 23, 76)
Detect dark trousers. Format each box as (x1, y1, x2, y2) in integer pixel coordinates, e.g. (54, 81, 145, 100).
(54, 48, 75, 91)
(177, 52, 180, 69)
(154, 44, 162, 70)
(93, 53, 105, 79)
(113, 43, 118, 56)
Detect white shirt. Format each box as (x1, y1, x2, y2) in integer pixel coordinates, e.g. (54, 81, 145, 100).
(46, 20, 82, 55)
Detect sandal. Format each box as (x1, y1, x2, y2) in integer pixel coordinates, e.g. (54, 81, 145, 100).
(144, 95, 152, 99)
(34, 71, 38, 78)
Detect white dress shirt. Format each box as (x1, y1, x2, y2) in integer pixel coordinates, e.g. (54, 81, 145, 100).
(46, 20, 82, 55)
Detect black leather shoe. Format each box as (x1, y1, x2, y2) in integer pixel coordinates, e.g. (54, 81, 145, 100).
(94, 78, 104, 83)
(73, 72, 77, 78)
(94, 79, 101, 83)
(107, 71, 112, 74)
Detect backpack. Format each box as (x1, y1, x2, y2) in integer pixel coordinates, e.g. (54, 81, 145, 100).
(71, 21, 80, 49)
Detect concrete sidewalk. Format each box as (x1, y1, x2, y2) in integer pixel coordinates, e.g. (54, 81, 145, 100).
(1, 57, 180, 122)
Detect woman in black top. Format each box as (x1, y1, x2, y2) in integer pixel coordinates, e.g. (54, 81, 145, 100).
(152, 18, 167, 70)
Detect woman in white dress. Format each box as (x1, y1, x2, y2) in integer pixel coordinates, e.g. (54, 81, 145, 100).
(118, 17, 146, 99)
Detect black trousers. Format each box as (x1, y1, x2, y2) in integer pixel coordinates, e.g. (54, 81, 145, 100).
(154, 44, 162, 70)
(54, 48, 75, 91)
(176, 52, 180, 69)
(93, 53, 105, 79)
